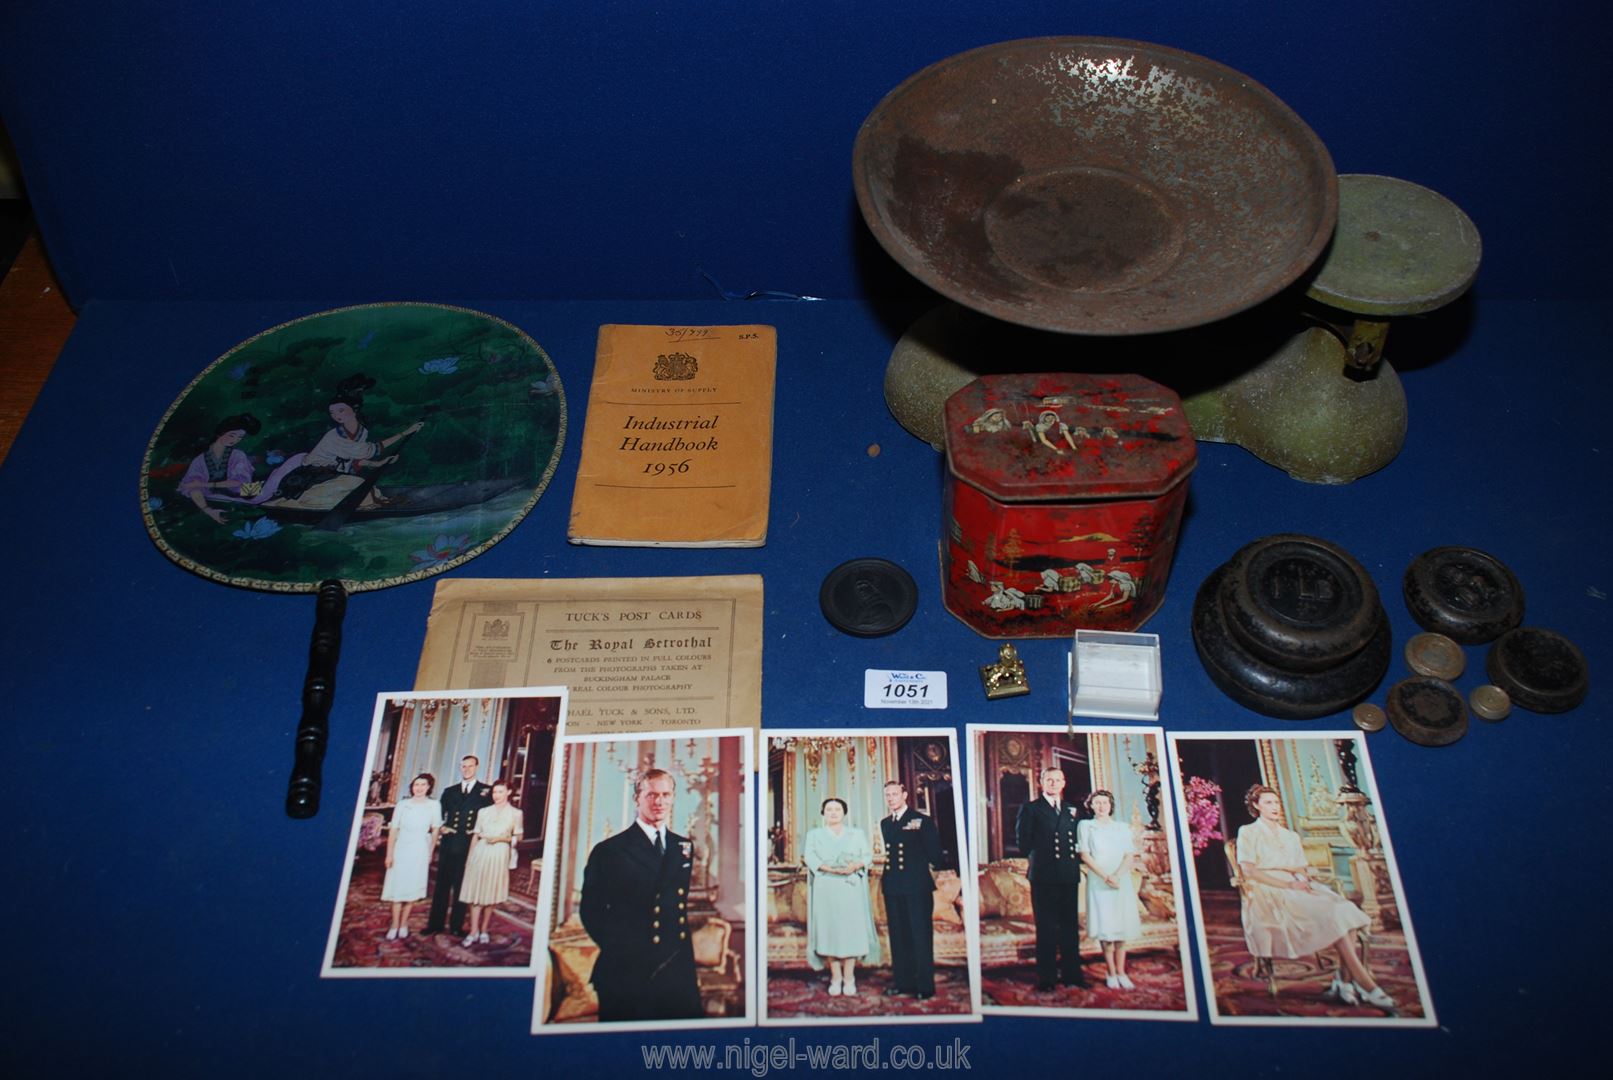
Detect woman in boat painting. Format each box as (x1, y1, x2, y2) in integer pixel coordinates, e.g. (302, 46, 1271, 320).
(276, 374, 424, 510)
(178, 413, 262, 523)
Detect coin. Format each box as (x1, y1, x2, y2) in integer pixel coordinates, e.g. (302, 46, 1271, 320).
(819, 557, 918, 637)
(1352, 703, 1387, 732)
(1405, 632, 1465, 680)
(1385, 676, 1468, 747)
(1470, 684, 1511, 722)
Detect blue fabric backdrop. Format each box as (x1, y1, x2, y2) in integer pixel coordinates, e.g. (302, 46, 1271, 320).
(0, 1, 1605, 306)
(1, 0, 1609, 1072)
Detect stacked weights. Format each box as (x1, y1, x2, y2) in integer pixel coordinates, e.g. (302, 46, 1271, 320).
(1193, 535, 1390, 719)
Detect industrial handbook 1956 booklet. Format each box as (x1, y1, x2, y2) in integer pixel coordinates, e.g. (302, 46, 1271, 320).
(567, 323, 775, 547)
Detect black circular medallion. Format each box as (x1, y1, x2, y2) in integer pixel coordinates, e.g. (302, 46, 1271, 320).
(820, 557, 919, 637)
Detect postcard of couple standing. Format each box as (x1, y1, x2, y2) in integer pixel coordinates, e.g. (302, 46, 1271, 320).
(968, 723, 1197, 1022)
(322, 687, 569, 978)
(760, 728, 983, 1026)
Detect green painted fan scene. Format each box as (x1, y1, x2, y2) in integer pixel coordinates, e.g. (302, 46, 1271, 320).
(141, 303, 566, 592)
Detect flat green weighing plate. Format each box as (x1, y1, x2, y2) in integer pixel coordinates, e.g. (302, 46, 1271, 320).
(1306, 173, 1482, 316)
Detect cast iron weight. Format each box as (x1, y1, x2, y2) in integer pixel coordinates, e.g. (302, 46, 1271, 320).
(1192, 564, 1391, 720)
(1403, 546, 1525, 645)
(1486, 627, 1589, 713)
(1385, 676, 1469, 747)
(1219, 534, 1380, 671)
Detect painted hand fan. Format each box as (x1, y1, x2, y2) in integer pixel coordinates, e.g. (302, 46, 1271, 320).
(141, 302, 566, 817)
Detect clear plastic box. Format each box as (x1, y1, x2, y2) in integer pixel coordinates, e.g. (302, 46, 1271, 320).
(1067, 629, 1162, 721)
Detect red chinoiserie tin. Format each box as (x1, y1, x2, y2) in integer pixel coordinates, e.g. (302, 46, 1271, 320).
(942, 373, 1196, 638)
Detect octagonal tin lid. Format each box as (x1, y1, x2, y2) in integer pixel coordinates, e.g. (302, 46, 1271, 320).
(944, 373, 1195, 500)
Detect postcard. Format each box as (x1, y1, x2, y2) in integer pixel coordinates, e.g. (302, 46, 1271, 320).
(531, 728, 756, 1034)
(759, 729, 982, 1026)
(414, 575, 762, 736)
(322, 686, 568, 978)
(1167, 730, 1436, 1027)
(966, 724, 1197, 1021)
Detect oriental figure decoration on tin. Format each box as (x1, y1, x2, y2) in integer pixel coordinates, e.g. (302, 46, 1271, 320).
(942, 375, 1195, 639)
(141, 303, 566, 591)
(959, 523, 1154, 632)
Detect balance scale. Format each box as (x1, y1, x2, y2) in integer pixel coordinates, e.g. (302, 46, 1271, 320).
(855, 38, 1480, 484)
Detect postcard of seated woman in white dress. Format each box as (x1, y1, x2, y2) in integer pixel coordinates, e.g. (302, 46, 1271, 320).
(1167, 730, 1436, 1027)
(758, 728, 982, 1027)
(965, 723, 1197, 1022)
(321, 686, 568, 978)
(529, 728, 757, 1035)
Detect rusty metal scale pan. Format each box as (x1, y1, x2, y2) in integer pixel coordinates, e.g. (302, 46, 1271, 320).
(854, 37, 1338, 336)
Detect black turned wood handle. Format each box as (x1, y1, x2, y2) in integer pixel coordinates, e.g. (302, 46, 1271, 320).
(286, 580, 348, 818)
